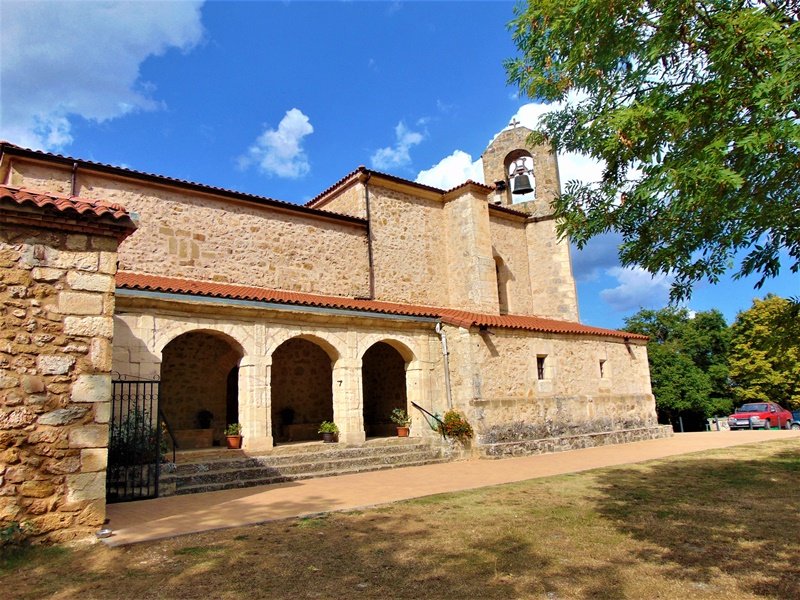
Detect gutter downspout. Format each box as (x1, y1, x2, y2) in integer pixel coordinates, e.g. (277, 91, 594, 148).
(435, 321, 453, 410)
(363, 171, 376, 299)
(70, 162, 78, 196)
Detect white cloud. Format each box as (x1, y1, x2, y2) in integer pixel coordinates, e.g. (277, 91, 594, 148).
(571, 233, 624, 283)
(415, 150, 484, 190)
(238, 109, 314, 178)
(371, 122, 424, 171)
(0, 1, 204, 150)
(600, 266, 672, 312)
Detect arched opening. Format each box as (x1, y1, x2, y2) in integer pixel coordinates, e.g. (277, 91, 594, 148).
(504, 149, 536, 204)
(495, 255, 509, 315)
(271, 337, 334, 444)
(161, 331, 243, 449)
(362, 342, 408, 438)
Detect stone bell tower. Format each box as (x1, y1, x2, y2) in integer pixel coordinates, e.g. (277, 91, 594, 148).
(481, 123, 561, 218)
(482, 121, 579, 322)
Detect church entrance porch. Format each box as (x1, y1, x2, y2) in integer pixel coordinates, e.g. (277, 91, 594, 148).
(270, 337, 335, 443)
(160, 331, 243, 449)
(362, 341, 410, 438)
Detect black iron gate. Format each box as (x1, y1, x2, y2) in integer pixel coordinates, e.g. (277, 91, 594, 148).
(107, 379, 162, 503)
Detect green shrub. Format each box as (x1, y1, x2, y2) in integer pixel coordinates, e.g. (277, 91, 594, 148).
(438, 410, 474, 442)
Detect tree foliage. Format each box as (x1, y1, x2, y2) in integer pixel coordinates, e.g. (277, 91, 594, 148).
(506, 1, 800, 301)
(729, 294, 800, 408)
(624, 307, 732, 424)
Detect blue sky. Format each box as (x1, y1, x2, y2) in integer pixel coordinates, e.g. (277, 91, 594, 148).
(2, 1, 796, 329)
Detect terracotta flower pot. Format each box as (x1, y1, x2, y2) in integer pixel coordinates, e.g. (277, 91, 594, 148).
(225, 435, 242, 449)
(396, 426, 409, 437)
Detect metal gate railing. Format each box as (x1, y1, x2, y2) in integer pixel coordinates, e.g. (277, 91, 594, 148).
(107, 379, 161, 503)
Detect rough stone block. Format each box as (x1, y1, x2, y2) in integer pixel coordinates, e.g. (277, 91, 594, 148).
(20, 480, 56, 498)
(66, 271, 114, 293)
(63, 316, 113, 338)
(43, 456, 81, 475)
(38, 407, 89, 426)
(89, 338, 112, 371)
(58, 291, 103, 315)
(70, 374, 111, 404)
(68, 425, 108, 448)
(0, 371, 19, 389)
(31, 267, 63, 282)
(20, 375, 45, 393)
(98, 251, 117, 275)
(93, 401, 110, 424)
(66, 235, 88, 250)
(66, 471, 105, 503)
(0, 408, 37, 429)
(80, 448, 107, 472)
(30, 511, 73, 534)
(36, 354, 75, 375)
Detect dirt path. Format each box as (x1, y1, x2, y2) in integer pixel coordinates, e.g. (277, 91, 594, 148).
(104, 429, 799, 546)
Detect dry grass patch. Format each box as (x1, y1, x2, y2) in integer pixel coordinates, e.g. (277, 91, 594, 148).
(2, 439, 798, 599)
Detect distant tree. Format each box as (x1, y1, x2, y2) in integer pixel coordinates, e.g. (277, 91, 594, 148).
(729, 295, 800, 409)
(624, 307, 732, 427)
(506, 1, 800, 301)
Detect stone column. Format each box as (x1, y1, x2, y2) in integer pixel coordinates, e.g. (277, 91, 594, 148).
(332, 357, 365, 445)
(239, 356, 272, 450)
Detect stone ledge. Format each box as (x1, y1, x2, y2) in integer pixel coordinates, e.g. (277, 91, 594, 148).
(477, 425, 673, 459)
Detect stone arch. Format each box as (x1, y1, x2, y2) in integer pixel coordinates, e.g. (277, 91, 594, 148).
(265, 330, 343, 362)
(361, 340, 411, 438)
(153, 321, 251, 358)
(160, 329, 244, 448)
(270, 336, 335, 443)
(504, 149, 536, 202)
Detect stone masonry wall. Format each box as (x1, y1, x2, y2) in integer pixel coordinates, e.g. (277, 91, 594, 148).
(444, 326, 659, 449)
(318, 183, 366, 220)
(488, 215, 533, 316)
(9, 161, 371, 297)
(0, 225, 117, 542)
(369, 185, 450, 307)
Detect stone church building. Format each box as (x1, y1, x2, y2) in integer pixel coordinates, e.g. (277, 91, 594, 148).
(0, 127, 668, 540)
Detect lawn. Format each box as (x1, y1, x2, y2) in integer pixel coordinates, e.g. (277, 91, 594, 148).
(2, 439, 799, 599)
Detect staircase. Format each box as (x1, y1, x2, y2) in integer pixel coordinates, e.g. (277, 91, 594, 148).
(159, 437, 451, 496)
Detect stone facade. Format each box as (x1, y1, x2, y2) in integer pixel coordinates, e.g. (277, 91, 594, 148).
(0, 196, 133, 542)
(0, 130, 668, 531)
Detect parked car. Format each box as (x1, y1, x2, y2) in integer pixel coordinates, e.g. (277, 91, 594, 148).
(791, 410, 800, 430)
(728, 403, 793, 430)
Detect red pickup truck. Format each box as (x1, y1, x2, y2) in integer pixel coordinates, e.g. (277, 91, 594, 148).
(727, 402, 793, 430)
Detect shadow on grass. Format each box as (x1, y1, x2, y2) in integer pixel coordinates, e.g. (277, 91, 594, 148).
(594, 446, 800, 598)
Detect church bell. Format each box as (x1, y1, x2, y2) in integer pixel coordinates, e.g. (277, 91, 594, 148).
(511, 173, 534, 195)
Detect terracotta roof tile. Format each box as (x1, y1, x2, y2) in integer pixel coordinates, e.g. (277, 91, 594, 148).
(116, 272, 647, 340)
(0, 184, 136, 226)
(0, 142, 365, 226)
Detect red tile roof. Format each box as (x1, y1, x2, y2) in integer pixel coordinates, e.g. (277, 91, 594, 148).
(0, 142, 365, 227)
(116, 272, 647, 341)
(0, 185, 137, 234)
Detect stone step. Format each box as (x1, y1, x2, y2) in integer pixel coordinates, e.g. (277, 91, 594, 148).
(170, 436, 432, 464)
(167, 448, 444, 487)
(171, 455, 452, 496)
(171, 441, 437, 475)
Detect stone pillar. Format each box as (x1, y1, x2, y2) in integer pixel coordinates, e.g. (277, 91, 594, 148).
(443, 186, 499, 314)
(332, 358, 365, 445)
(239, 356, 272, 450)
(0, 185, 136, 543)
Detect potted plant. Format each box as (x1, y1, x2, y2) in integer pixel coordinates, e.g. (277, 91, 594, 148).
(438, 409, 474, 443)
(224, 423, 243, 449)
(390, 408, 412, 437)
(318, 421, 339, 443)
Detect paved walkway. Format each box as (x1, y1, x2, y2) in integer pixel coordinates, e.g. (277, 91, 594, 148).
(104, 430, 799, 546)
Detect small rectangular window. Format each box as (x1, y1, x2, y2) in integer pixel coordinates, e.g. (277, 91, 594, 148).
(599, 359, 606, 378)
(536, 355, 546, 380)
